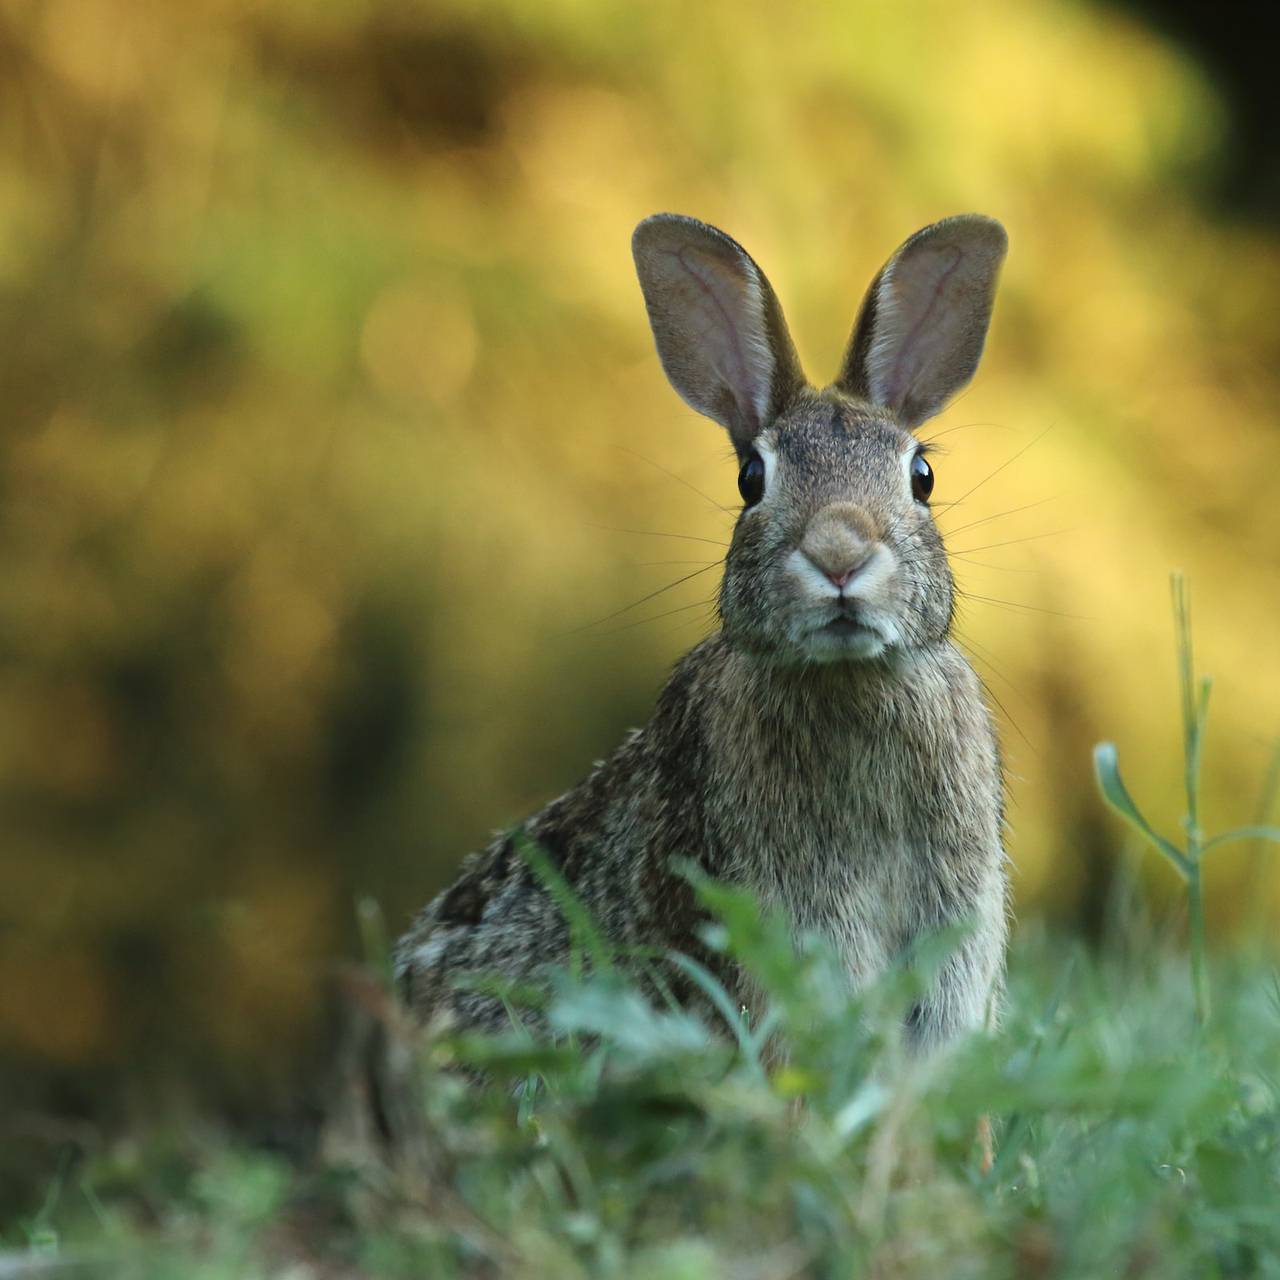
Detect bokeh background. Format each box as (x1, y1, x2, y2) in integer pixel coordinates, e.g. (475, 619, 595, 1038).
(2, 0, 1277, 1161)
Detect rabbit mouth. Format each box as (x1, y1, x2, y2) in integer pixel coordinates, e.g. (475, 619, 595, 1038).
(801, 608, 892, 661)
(822, 616, 875, 638)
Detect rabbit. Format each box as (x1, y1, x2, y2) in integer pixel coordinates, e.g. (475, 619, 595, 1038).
(396, 212, 1010, 1053)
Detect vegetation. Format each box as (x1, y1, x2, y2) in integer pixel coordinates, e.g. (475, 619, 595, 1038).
(5, 904, 1279, 1278)
(1095, 573, 1280, 1026)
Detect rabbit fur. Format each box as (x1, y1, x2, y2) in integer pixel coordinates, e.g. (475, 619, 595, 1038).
(397, 213, 1010, 1052)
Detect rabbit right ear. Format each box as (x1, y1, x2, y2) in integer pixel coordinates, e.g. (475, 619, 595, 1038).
(632, 214, 805, 453)
(835, 215, 1007, 429)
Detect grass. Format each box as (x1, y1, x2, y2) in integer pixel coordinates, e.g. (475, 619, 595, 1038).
(5, 582, 1280, 1279)
(5, 919, 1279, 1279)
(1095, 572, 1280, 1026)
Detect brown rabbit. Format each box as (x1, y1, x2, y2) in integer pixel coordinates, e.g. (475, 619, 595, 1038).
(396, 213, 1010, 1051)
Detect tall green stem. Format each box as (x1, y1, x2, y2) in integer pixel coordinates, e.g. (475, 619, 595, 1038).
(1172, 572, 1211, 1027)
(1092, 575, 1276, 1028)
(1185, 859, 1209, 1027)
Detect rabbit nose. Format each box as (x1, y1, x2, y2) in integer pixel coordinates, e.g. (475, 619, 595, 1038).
(801, 503, 877, 589)
(825, 563, 863, 590)
(808, 548, 873, 590)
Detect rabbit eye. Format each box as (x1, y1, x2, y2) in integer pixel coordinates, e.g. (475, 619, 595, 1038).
(910, 451, 934, 504)
(738, 451, 765, 508)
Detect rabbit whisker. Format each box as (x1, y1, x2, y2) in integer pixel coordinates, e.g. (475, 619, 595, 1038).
(941, 426, 1053, 511)
(949, 555, 1041, 574)
(939, 494, 1059, 540)
(567, 564, 723, 635)
(892, 524, 1069, 576)
(954, 588, 1089, 621)
(915, 636, 1031, 750)
(616, 446, 736, 516)
(916, 419, 1020, 444)
(950, 527, 1074, 556)
(972, 662, 1034, 750)
(653, 600, 724, 643)
(586, 524, 730, 548)
(594, 594, 722, 637)
(632, 559, 723, 567)
(951, 630, 1020, 694)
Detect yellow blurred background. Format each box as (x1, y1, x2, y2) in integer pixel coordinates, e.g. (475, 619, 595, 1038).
(1, 0, 1277, 1116)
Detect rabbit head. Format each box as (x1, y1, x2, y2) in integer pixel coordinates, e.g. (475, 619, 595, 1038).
(633, 213, 1006, 665)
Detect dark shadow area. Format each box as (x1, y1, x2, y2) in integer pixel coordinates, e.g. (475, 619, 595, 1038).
(1104, 0, 1280, 220)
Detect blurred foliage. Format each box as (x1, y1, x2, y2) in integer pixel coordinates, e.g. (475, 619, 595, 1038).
(6, 895, 1280, 1278)
(0, 0, 1278, 1126)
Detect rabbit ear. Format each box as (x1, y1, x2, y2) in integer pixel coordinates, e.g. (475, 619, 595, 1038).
(836, 215, 1007, 429)
(633, 214, 805, 452)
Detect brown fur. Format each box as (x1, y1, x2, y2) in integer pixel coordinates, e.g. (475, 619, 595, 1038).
(397, 214, 1010, 1051)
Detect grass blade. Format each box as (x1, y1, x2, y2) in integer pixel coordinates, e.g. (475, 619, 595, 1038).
(1201, 825, 1280, 854)
(1093, 743, 1191, 876)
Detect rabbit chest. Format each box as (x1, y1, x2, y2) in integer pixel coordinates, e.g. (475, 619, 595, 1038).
(705, 647, 1003, 987)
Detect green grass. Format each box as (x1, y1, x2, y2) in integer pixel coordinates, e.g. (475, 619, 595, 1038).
(4, 908, 1279, 1279)
(1095, 572, 1280, 1027)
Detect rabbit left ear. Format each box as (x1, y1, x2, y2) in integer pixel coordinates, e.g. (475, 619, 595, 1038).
(836, 215, 1007, 429)
(633, 214, 806, 454)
